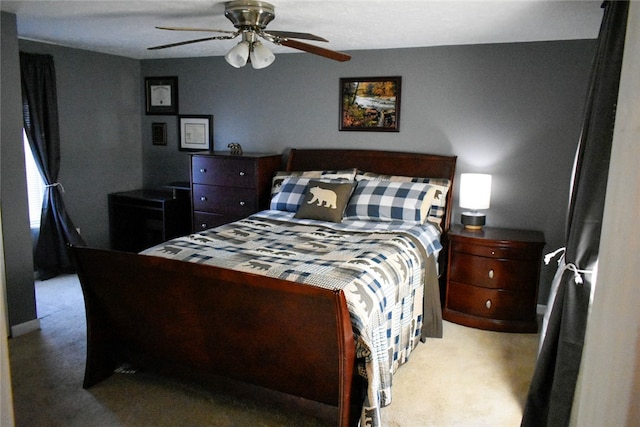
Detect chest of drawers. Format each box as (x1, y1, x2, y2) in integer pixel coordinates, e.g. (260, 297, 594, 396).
(190, 152, 282, 232)
(443, 225, 545, 333)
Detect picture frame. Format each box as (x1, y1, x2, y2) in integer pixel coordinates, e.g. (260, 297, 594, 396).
(145, 76, 178, 115)
(178, 115, 213, 152)
(339, 76, 401, 132)
(151, 122, 167, 145)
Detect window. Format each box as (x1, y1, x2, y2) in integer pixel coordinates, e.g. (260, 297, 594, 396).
(23, 131, 46, 229)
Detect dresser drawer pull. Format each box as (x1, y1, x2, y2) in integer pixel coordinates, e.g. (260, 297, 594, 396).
(491, 250, 496, 255)
(200, 196, 207, 201)
(199, 168, 207, 173)
(485, 299, 492, 309)
(238, 171, 246, 176)
(488, 269, 494, 279)
(200, 223, 207, 229)
(239, 201, 246, 206)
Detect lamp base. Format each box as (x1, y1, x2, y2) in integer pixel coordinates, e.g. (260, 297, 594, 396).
(461, 212, 486, 230)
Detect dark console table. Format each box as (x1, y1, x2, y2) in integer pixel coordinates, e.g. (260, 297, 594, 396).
(108, 186, 190, 252)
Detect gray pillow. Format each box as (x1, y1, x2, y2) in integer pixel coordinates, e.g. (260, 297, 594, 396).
(294, 180, 356, 223)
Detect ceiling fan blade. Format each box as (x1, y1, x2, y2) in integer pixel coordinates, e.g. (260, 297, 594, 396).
(148, 35, 236, 50)
(279, 39, 351, 62)
(264, 30, 328, 42)
(156, 26, 237, 35)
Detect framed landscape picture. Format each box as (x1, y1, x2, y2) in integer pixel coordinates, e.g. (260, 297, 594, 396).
(340, 76, 401, 132)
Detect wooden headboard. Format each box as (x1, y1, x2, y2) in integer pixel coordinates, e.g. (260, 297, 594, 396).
(286, 148, 457, 234)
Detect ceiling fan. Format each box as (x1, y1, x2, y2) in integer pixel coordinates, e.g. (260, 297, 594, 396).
(148, 0, 351, 69)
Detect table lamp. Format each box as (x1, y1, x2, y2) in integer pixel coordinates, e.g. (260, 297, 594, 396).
(459, 173, 492, 230)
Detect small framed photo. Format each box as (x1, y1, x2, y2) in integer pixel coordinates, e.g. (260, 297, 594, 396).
(145, 76, 178, 115)
(178, 115, 213, 152)
(339, 76, 401, 132)
(151, 122, 167, 145)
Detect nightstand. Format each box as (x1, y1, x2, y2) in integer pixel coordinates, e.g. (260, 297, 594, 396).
(191, 152, 282, 232)
(443, 225, 545, 333)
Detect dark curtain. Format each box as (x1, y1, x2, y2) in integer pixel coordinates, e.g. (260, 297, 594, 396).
(521, 2, 629, 426)
(20, 52, 85, 280)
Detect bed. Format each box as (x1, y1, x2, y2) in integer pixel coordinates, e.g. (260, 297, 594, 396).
(72, 148, 457, 426)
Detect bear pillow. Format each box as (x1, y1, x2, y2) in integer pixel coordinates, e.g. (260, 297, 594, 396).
(294, 180, 357, 223)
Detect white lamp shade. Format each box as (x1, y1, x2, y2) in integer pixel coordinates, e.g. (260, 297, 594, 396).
(250, 41, 275, 69)
(225, 41, 250, 68)
(459, 173, 492, 210)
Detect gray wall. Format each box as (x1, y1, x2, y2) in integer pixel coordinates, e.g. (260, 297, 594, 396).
(1, 12, 37, 328)
(141, 40, 595, 303)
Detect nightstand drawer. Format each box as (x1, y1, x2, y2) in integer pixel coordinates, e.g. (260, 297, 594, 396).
(192, 184, 256, 215)
(192, 156, 257, 188)
(452, 241, 538, 260)
(449, 252, 539, 290)
(447, 281, 535, 321)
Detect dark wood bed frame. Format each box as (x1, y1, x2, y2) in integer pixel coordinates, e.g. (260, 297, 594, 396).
(72, 149, 457, 426)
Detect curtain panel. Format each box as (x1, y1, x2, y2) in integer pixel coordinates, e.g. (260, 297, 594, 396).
(521, 2, 629, 426)
(20, 52, 85, 280)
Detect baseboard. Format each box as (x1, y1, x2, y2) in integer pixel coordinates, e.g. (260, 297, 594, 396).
(11, 318, 40, 337)
(537, 304, 547, 316)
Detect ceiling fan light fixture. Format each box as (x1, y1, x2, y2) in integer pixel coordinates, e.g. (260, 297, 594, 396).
(225, 41, 250, 68)
(151, 1, 351, 65)
(250, 41, 275, 69)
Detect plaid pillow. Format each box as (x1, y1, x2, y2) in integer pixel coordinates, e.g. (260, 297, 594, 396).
(353, 172, 451, 229)
(270, 176, 353, 212)
(420, 183, 450, 231)
(356, 170, 451, 187)
(344, 180, 438, 224)
(271, 169, 357, 196)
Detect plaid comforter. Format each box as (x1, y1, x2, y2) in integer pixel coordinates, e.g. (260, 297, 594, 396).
(141, 210, 443, 426)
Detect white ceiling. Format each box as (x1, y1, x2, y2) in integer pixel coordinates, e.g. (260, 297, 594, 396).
(1, 1, 604, 60)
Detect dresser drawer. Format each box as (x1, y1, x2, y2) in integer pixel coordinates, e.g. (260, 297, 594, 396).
(447, 281, 535, 322)
(449, 251, 539, 290)
(192, 212, 241, 231)
(192, 156, 257, 188)
(192, 184, 256, 215)
(452, 240, 539, 260)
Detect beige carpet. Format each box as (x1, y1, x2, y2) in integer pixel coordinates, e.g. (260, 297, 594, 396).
(9, 274, 538, 426)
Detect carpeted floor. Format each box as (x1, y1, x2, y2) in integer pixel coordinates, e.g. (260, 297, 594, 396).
(9, 274, 539, 426)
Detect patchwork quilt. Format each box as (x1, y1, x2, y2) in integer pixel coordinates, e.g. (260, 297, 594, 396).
(141, 210, 443, 426)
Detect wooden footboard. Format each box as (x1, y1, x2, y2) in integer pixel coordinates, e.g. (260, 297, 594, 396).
(72, 246, 361, 426)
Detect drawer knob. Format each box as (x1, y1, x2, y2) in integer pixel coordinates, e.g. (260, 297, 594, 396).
(199, 168, 207, 173)
(200, 223, 207, 229)
(491, 250, 496, 255)
(488, 269, 494, 279)
(239, 201, 246, 206)
(239, 171, 246, 176)
(200, 196, 207, 201)
(485, 299, 492, 309)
